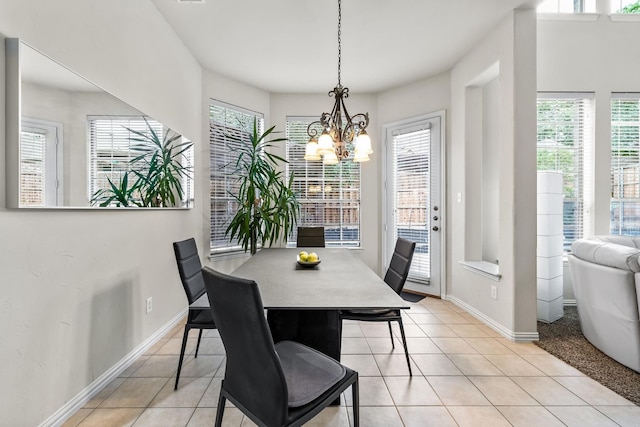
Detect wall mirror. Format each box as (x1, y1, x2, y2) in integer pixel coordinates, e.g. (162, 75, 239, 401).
(5, 38, 194, 209)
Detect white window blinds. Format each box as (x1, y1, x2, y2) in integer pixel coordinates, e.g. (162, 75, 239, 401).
(537, 94, 594, 251)
(392, 127, 431, 282)
(20, 127, 47, 207)
(611, 94, 640, 235)
(88, 116, 163, 199)
(209, 101, 264, 252)
(286, 117, 361, 247)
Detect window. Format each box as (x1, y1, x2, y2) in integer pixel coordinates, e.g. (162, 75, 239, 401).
(88, 116, 163, 200)
(390, 125, 431, 283)
(20, 118, 62, 207)
(286, 117, 361, 247)
(209, 101, 264, 252)
(611, 0, 640, 13)
(537, 94, 594, 252)
(611, 94, 640, 235)
(20, 128, 46, 206)
(538, 0, 596, 13)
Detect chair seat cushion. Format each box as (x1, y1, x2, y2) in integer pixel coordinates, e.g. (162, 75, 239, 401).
(275, 340, 346, 408)
(341, 309, 401, 321)
(343, 308, 392, 316)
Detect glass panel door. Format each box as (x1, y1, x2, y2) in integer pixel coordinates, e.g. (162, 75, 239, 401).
(385, 113, 443, 297)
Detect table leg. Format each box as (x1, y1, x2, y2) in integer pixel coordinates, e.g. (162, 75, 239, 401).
(267, 309, 343, 405)
(267, 309, 342, 360)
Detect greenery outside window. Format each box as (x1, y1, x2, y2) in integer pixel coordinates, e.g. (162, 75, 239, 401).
(286, 117, 361, 247)
(611, 0, 640, 13)
(537, 94, 595, 252)
(209, 100, 264, 253)
(611, 94, 640, 235)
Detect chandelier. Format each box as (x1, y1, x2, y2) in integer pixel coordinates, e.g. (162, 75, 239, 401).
(304, 0, 372, 164)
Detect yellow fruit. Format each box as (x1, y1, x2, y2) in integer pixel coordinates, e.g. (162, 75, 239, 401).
(299, 251, 309, 262)
(307, 252, 318, 262)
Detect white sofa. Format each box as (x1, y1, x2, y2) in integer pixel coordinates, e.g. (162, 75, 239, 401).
(568, 235, 640, 372)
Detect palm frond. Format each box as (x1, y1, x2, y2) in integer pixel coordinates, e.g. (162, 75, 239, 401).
(221, 118, 300, 253)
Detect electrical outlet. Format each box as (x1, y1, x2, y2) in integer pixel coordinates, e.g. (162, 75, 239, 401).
(146, 297, 153, 314)
(491, 285, 497, 300)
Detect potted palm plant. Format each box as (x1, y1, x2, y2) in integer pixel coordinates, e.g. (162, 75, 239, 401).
(90, 172, 140, 207)
(224, 118, 299, 254)
(128, 119, 193, 207)
(90, 117, 193, 207)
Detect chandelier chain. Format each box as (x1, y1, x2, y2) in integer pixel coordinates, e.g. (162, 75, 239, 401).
(303, 0, 371, 163)
(337, 0, 341, 86)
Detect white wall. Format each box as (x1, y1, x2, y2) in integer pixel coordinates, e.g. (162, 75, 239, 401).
(449, 9, 538, 338)
(0, 1, 203, 425)
(377, 72, 451, 125)
(538, 4, 640, 302)
(481, 77, 501, 263)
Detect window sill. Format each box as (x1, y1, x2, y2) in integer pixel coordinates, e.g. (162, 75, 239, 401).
(537, 13, 599, 21)
(609, 14, 640, 22)
(209, 247, 252, 261)
(459, 261, 502, 281)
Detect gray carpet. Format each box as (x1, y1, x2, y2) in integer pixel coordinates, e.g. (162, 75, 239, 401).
(535, 306, 640, 406)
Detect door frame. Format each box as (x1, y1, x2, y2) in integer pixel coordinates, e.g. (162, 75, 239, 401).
(22, 117, 63, 207)
(382, 110, 446, 298)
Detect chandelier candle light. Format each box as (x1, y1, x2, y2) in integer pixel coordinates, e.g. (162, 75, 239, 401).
(304, 0, 372, 164)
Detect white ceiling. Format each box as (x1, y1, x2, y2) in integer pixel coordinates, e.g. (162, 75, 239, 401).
(151, 0, 539, 94)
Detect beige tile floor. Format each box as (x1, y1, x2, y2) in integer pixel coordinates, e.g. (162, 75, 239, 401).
(62, 298, 640, 427)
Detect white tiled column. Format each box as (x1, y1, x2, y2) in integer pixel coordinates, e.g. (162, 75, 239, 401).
(537, 171, 564, 323)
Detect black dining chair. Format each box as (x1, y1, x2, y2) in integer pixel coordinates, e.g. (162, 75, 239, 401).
(340, 237, 416, 376)
(201, 266, 359, 427)
(172, 237, 217, 390)
(296, 226, 326, 248)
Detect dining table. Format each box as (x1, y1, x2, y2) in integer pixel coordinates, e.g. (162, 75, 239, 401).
(192, 247, 410, 362)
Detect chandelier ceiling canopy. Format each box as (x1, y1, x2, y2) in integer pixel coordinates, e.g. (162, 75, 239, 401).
(304, 0, 372, 164)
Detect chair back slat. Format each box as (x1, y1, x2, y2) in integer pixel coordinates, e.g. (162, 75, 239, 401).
(173, 238, 205, 304)
(383, 238, 416, 294)
(297, 226, 326, 247)
(202, 267, 289, 426)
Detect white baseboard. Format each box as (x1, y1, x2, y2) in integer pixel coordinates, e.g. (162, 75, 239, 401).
(564, 299, 577, 306)
(445, 295, 539, 342)
(40, 308, 187, 427)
